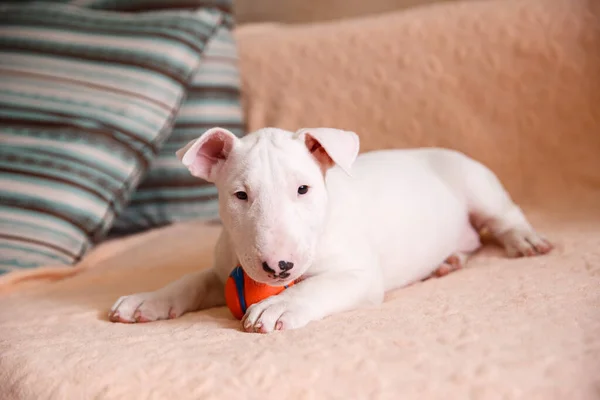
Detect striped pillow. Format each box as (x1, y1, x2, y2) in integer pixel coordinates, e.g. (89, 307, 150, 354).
(111, 23, 245, 233)
(29, 1, 245, 235)
(91, 1, 245, 234)
(74, 0, 234, 13)
(0, 3, 223, 273)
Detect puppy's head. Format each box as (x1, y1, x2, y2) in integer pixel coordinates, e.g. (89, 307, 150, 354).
(177, 127, 359, 285)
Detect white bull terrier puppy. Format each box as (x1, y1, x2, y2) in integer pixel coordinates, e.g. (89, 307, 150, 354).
(109, 127, 552, 332)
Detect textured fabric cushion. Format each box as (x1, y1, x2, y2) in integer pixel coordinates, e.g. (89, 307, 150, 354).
(67, 1, 245, 234)
(0, 3, 223, 273)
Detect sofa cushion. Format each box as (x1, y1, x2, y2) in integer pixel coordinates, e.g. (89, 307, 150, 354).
(0, 2, 222, 273)
(110, 23, 244, 234)
(70, 0, 246, 235)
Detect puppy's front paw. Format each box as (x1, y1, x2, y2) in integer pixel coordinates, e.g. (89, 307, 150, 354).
(241, 296, 311, 333)
(108, 292, 181, 323)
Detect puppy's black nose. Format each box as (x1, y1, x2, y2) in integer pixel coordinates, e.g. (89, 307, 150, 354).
(262, 261, 294, 278)
(278, 261, 294, 271)
(262, 262, 275, 274)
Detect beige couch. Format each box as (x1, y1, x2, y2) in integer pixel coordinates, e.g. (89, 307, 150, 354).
(1, 0, 599, 398)
(234, 0, 457, 24)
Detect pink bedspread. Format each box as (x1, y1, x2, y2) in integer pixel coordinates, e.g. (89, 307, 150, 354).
(1, 0, 599, 398)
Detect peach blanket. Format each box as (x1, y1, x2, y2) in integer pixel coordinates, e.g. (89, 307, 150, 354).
(1, 0, 599, 398)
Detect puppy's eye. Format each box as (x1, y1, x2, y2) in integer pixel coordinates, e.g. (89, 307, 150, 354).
(235, 191, 248, 201)
(297, 185, 309, 195)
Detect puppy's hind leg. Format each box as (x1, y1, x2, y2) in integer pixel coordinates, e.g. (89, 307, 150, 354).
(462, 158, 552, 258)
(429, 223, 481, 279)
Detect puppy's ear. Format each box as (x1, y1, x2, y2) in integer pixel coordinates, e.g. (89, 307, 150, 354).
(176, 127, 238, 182)
(296, 128, 359, 175)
